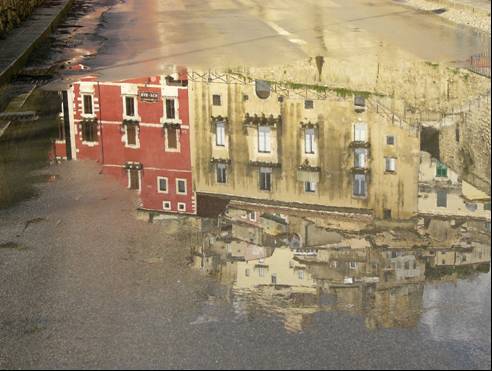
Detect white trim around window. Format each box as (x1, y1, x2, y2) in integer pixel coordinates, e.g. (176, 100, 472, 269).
(157, 176, 168, 194)
(176, 178, 187, 195)
(177, 202, 187, 212)
(163, 201, 172, 211)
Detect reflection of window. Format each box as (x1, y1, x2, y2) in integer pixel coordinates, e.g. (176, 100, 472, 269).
(176, 179, 187, 195)
(384, 209, 392, 220)
(436, 162, 448, 177)
(166, 127, 178, 150)
(305, 100, 314, 109)
(125, 96, 135, 117)
(385, 157, 396, 172)
(349, 262, 357, 269)
(126, 125, 137, 146)
(271, 274, 277, 284)
(166, 99, 176, 119)
(83, 95, 93, 115)
(353, 174, 367, 197)
(437, 189, 447, 207)
(212, 95, 221, 106)
(259, 167, 272, 191)
(258, 267, 266, 277)
(305, 181, 316, 193)
(157, 177, 168, 193)
(305, 128, 315, 154)
(163, 201, 171, 211)
(258, 126, 271, 153)
(354, 148, 367, 168)
(82, 121, 98, 142)
(386, 135, 395, 145)
(248, 211, 257, 222)
(245, 269, 250, 277)
(128, 170, 140, 190)
(216, 163, 227, 184)
(354, 123, 367, 142)
(216, 122, 225, 146)
(177, 202, 186, 212)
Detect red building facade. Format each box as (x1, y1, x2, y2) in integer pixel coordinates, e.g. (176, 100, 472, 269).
(55, 71, 196, 215)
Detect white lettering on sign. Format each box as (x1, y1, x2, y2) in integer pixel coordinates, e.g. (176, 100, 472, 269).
(139, 92, 160, 103)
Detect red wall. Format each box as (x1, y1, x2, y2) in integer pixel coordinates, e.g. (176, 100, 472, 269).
(70, 74, 196, 214)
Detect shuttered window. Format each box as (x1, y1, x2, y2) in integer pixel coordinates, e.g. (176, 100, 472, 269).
(355, 149, 367, 168)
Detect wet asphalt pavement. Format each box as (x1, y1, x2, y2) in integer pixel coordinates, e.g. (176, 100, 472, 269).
(0, 161, 490, 369)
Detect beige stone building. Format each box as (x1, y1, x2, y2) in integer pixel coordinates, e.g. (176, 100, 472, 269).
(189, 72, 421, 220)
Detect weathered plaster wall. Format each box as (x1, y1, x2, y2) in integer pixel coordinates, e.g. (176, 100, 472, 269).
(438, 93, 491, 193)
(0, 0, 45, 37)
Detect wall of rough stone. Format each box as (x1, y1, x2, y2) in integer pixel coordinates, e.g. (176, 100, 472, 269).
(0, 0, 45, 38)
(439, 93, 491, 193)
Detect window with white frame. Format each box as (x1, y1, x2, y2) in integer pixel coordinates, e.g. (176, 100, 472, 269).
(354, 148, 367, 168)
(83, 95, 93, 115)
(354, 123, 367, 142)
(258, 126, 271, 153)
(353, 174, 367, 197)
(176, 179, 187, 195)
(216, 163, 227, 183)
(128, 169, 140, 191)
(248, 211, 257, 222)
(385, 157, 397, 172)
(177, 202, 186, 212)
(305, 128, 316, 154)
(166, 99, 176, 119)
(216, 122, 226, 146)
(163, 201, 171, 211)
(157, 177, 168, 193)
(298, 270, 305, 280)
(124, 96, 136, 117)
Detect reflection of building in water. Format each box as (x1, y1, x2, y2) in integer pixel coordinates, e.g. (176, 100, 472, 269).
(56, 70, 196, 215)
(419, 151, 490, 221)
(189, 72, 420, 220)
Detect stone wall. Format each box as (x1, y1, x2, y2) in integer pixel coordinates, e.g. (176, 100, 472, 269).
(0, 0, 45, 38)
(439, 93, 491, 193)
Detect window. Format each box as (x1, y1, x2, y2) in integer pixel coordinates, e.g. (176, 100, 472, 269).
(163, 201, 171, 211)
(216, 122, 225, 146)
(271, 274, 277, 285)
(258, 126, 271, 153)
(298, 270, 304, 280)
(259, 167, 272, 191)
(305, 128, 316, 154)
(354, 96, 365, 108)
(386, 135, 395, 145)
(166, 99, 176, 119)
(384, 209, 392, 220)
(354, 123, 367, 142)
(83, 95, 93, 115)
(349, 262, 357, 269)
(258, 267, 266, 277)
(248, 211, 257, 222)
(176, 179, 187, 195)
(243, 94, 249, 101)
(436, 162, 448, 177)
(437, 189, 447, 208)
(212, 94, 221, 106)
(305, 181, 316, 193)
(157, 177, 168, 193)
(216, 163, 227, 184)
(166, 127, 178, 150)
(485, 202, 491, 211)
(354, 148, 367, 168)
(353, 174, 367, 197)
(385, 157, 396, 172)
(126, 125, 137, 146)
(128, 170, 140, 190)
(305, 100, 314, 109)
(177, 202, 186, 212)
(245, 269, 250, 277)
(455, 126, 460, 142)
(125, 96, 135, 117)
(82, 121, 98, 142)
